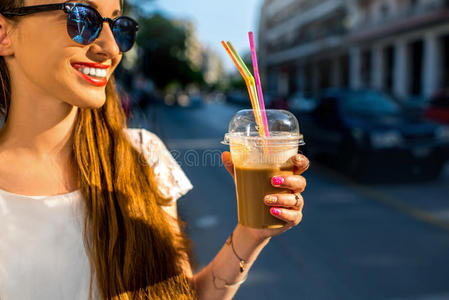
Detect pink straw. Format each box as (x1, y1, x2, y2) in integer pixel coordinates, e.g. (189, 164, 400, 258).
(248, 32, 270, 137)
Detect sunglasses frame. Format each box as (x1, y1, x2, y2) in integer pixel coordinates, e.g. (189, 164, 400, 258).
(0, 2, 139, 51)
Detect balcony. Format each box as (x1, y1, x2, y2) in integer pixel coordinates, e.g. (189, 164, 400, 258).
(268, 14, 347, 51)
(264, 0, 344, 43)
(348, 0, 449, 42)
(353, 0, 449, 32)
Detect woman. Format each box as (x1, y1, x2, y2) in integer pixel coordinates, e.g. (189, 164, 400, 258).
(0, 0, 309, 299)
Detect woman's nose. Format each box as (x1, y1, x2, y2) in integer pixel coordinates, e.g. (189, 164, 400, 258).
(91, 21, 120, 58)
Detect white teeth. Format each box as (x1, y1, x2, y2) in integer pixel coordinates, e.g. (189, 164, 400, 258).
(79, 67, 107, 78)
(96, 69, 107, 78)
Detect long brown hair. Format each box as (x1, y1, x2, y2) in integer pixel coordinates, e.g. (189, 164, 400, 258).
(0, 1, 196, 299)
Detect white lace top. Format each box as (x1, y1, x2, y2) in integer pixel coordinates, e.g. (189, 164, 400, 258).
(0, 128, 193, 300)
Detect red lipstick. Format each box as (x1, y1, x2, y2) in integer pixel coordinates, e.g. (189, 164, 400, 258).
(71, 62, 110, 87)
(71, 62, 111, 69)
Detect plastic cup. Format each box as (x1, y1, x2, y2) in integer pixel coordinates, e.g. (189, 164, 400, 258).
(223, 109, 305, 229)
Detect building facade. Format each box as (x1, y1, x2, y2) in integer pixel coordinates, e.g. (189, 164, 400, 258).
(259, 0, 449, 100)
(183, 20, 224, 85)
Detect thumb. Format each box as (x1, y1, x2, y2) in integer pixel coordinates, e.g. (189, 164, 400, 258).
(221, 151, 234, 178)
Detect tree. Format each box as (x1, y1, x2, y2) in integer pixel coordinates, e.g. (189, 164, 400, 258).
(123, 1, 204, 90)
(135, 15, 203, 89)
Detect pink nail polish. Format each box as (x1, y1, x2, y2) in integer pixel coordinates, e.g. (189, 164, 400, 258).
(271, 208, 281, 216)
(271, 176, 284, 186)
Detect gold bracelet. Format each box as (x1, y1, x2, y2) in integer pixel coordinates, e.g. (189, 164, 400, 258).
(226, 231, 247, 273)
(211, 264, 248, 290)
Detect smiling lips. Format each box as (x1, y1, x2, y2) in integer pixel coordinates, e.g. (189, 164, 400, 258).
(71, 62, 110, 87)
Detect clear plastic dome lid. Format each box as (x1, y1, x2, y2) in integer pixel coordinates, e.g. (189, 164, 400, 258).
(222, 109, 305, 147)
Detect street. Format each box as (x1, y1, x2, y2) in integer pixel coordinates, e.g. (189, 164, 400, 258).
(129, 101, 449, 300)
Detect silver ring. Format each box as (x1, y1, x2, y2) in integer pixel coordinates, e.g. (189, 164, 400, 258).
(294, 194, 301, 207)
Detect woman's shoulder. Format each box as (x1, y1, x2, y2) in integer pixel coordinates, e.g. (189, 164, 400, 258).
(123, 128, 168, 165)
(124, 128, 193, 202)
(124, 127, 162, 147)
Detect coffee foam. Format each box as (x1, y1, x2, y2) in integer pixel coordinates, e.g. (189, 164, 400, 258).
(230, 145, 298, 168)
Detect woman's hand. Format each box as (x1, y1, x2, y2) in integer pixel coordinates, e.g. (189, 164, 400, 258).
(221, 152, 309, 242)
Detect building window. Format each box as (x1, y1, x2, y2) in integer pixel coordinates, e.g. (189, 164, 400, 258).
(383, 46, 395, 93)
(361, 50, 372, 87)
(441, 35, 449, 88)
(408, 40, 423, 96)
(340, 55, 350, 88)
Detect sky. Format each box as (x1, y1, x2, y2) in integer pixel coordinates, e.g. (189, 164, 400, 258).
(143, 0, 264, 73)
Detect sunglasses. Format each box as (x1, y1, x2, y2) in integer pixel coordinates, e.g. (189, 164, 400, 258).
(1, 2, 139, 52)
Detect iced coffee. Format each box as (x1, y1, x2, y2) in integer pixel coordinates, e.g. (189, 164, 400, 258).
(223, 109, 304, 229)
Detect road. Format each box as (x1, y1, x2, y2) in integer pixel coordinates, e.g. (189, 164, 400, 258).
(129, 101, 449, 300)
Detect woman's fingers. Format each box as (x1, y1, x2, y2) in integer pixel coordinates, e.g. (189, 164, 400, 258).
(264, 193, 304, 210)
(270, 207, 303, 225)
(273, 154, 309, 196)
(271, 174, 307, 193)
(292, 153, 310, 175)
(221, 151, 234, 178)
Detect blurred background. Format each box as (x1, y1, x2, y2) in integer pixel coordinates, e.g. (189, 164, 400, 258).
(118, 0, 449, 299)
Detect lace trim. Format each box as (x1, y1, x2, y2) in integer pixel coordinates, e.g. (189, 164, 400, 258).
(124, 128, 193, 204)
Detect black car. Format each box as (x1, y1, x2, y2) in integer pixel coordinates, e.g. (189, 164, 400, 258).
(297, 89, 449, 180)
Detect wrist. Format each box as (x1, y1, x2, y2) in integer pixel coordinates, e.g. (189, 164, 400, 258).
(234, 224, 271, 246)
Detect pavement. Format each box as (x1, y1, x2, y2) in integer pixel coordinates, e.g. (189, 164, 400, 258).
(128, 100, 449, 300)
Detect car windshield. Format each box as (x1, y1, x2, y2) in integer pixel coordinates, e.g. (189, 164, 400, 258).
(342, 91, 401, 114)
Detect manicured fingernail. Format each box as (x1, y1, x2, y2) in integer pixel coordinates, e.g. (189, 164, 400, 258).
(271, 176, 284, 186)
(271, 208, 281, 216)
(264, 195, 277, 204)
(293, 154, 302, 164)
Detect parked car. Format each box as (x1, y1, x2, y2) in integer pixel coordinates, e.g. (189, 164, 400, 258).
(425, 89, 449, 124)
(400, 95, 428, 119)
(297, 89, 449, 180)
(288, 92, 317, 114)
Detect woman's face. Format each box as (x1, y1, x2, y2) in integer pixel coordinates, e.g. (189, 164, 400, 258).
(9, 0, 123, 108)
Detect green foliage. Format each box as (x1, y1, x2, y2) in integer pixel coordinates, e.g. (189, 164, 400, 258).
(230, 77, 247, 91)
(129, 12, 204, 89)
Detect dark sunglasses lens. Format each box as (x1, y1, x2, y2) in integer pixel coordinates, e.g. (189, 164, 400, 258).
(113, 17, 138, 52)
(67, 6, 101, 45)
